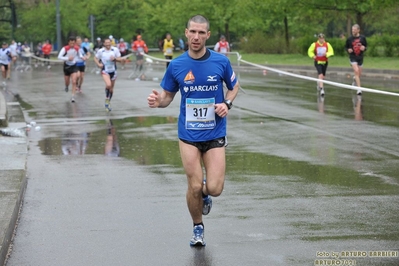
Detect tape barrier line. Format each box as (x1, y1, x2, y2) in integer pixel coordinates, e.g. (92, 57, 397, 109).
(239, 59, 399, 97)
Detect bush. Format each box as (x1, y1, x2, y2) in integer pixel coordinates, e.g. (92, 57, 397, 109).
(240, 31, 289, 54)
(293, 36, 317, 56)
(366, 36, 381, 57)
(327, 38, 346, 56)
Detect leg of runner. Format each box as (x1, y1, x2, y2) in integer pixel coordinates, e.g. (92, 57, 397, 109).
(70, 72, 78, 102)
(1, 65, 7, 86)
(102, 73, 112, 111)
(64, 74, 70, 92)
(76, 71, 81, 92)
(77, 66, 86, 93)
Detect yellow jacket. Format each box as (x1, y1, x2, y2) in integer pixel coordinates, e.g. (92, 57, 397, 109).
(308, 41, 334, 64)
(163, 39, 174, 56)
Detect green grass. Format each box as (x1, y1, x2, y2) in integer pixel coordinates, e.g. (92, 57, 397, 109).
(238, 53, 399, 70)
(148, 51, 399, 70)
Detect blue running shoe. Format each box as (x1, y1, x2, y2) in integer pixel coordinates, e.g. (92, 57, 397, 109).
(202, 195, 212, 215)
(105, 99, 111, 111)
(190, 225, 206, 247)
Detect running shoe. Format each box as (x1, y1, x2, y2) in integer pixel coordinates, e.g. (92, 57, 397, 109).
(105, 99, 111, 111)
(71, 97, 75, 103)
(65, 86, 68, 92)
(351, 76, 356, 87)
(202, 195, 212, 215)
(190, 225, 206, 247)
(357, 90, 362, 96)
(320, 88, 325, 97)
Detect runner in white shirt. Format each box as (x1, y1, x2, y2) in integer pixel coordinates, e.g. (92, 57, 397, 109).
(94, 38, 125, 112)
(57, 36, 86, 103)
(8, 40, 17, 79)
(0, 42, 12, 86)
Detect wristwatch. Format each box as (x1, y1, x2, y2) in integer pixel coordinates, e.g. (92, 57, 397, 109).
(224, 100, 232, 110)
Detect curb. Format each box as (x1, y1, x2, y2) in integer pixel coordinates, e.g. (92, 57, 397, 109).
(0, 91, 28, 266)
(0, 92, 7, 127)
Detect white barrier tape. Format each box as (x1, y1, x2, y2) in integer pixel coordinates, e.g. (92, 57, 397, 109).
(121, 53, 133, 60)
(239, 59, 399, 97)
(29, 54, 64, 63)
(30, 53, 131, 64)
(144, 53, 170, 63)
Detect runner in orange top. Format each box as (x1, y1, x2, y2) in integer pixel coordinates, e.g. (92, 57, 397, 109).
(42, 40, 53, 69)
(131, 35, 148, 78)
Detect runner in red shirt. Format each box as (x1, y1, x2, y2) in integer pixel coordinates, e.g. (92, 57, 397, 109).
(131, 35, 148, 78)
(214, 35, 230, 56)
(42, 40, 53, 69)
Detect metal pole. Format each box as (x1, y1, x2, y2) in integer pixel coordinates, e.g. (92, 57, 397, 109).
(56, 0, 62, 51)
(90, 15, 94, 45)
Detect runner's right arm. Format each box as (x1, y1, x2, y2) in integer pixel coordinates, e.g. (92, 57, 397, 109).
(57, 48, 68, 61)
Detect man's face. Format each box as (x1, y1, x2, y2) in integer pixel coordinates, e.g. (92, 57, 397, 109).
(103, 39, 111, 49)
(68, 40, 75, 46)
(76, 39, 82, 46)
(185, 21, 210, 53)
(318, 37, 325, 43)
(352, 26, 360, 36)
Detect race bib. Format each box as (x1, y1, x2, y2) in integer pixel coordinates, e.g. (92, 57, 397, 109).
(185, 98, 216, 130)
(316, 47, 327, 57)
(105, 60, 115, 72)
(166, 48, 173, 54)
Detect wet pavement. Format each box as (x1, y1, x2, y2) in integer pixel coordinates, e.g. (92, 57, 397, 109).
(1, 60, 399, 266)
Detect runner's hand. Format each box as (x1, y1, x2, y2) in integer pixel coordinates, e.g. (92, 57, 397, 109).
(148, 90, 160, 108)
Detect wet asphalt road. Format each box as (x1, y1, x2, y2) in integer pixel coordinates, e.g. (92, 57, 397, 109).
(4, 61, 399, 266)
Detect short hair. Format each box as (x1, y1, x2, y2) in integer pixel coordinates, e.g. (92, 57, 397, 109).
(76, 36, 82, 41)
(352, 24, 360, 29)
(187, 15, 210, 31)
(68, 36, 76, 42)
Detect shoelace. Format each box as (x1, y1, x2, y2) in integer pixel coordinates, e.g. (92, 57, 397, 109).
(193, 226, 203, 238)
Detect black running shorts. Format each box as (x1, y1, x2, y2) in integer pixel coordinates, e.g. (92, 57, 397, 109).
(180, 137, 228, 153)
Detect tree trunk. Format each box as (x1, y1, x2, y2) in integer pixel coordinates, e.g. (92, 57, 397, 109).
(224, 23, 229, 42)
(356, 12, 364, 32)
(347, 13, 351, 37)
(284, 14, 289, 51)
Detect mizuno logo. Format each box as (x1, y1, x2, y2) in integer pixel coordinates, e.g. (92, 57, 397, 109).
(207, 75, 217, 81)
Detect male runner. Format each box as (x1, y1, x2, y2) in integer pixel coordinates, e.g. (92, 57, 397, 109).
(76, 36, 91, 93)
(147, 15, 240, 247)
(94, 38, 125, 112)
(345, 24, 367, 95)
(57, 36, 85, 102)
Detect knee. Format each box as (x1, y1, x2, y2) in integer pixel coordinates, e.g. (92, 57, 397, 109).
(188, 181, 203, 196)
(206, 181, 224, 197)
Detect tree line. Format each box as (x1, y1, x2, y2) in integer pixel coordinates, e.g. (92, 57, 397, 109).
(0, 0, 397, 54)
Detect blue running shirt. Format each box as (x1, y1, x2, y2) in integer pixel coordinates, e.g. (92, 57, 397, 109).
(161, 49, 237, 142)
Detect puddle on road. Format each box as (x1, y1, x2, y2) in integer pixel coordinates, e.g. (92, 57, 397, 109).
(38, 117, 399, 197)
